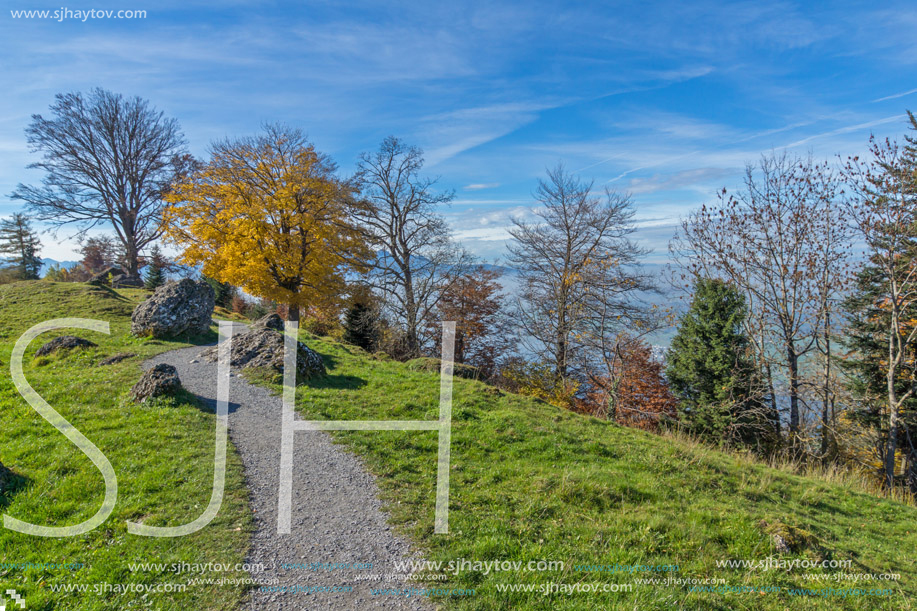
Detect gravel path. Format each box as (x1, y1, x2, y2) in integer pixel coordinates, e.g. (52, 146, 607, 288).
(146, 324, 435, 611)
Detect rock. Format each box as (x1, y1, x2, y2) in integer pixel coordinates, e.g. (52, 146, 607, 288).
(35, 335, 97, 357)
(98, 352, 136, 366)
(772, 534, 790, 554)
(130, 363, 182, 403)
(112, 274, 144, 289)
(89, 266, 125, 285)
(760, 519, 816, 554)
(131, 279, 215, 338)
(200, 326, 325, 381)
(251, 313, 285, 331)
(406, 357, 479, 379)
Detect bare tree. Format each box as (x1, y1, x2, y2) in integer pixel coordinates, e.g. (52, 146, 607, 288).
(354, 136, 469, 357)
(811, 195, 854, 461)
(671, 153, 846, 451)
(843, 126, 917, 488)
(507, 165, 649, 388)
(11, 88, 190, 277)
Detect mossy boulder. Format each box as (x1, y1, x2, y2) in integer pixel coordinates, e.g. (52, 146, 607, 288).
(406, 357, 480, 380)
(35, 335, 97, 357)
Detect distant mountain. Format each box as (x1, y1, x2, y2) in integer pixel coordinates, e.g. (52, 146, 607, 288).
(40, 259, 80, 275)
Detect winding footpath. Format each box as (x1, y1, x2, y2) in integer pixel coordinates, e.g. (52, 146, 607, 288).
(145, 324, 435, 611)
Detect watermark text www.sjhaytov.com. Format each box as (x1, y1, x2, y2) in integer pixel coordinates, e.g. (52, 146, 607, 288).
(10, 8, 146, 21)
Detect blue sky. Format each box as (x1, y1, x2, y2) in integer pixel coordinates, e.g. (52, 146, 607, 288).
(2, 0, 916, 263)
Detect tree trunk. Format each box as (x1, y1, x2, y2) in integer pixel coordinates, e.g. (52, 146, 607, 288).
(287, 303, 300, 324)
(121, 219, 140, 277)
(403, 265, 419, 358)
(906, 435, 917, 495)
(555, 299, 568, 383)
(821, 313, 832, 461)
(886, 405, 899, 488)
(454, 329, 465, 364)
(787, 346, 800, 453)
(764, 360, 780, 436)
(886, 323, 899, 488)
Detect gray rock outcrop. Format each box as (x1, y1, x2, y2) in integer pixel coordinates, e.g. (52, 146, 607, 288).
(111, 274, 144, 288)
(35, 335, 98, 357)
(131, 279, 215, 338)
(130, 363, 182, 403)
(89, 266, 125, 285)
(201, 323, 325, 382)
(251, 313, 285, 331)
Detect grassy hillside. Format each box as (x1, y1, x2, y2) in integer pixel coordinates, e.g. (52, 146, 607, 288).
(286, 336, 917, 610)
(1, 281, 915, 610)
(0, 281, 251, 611)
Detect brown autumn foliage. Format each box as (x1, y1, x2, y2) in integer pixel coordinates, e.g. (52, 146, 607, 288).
(430, 265, 511, 379)
(579, 338, 677, 432)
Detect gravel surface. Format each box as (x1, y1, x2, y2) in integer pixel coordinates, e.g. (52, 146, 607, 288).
(146, 324, 435, 611)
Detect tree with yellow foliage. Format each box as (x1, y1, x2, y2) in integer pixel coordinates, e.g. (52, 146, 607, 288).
(162, 125, 367, 322)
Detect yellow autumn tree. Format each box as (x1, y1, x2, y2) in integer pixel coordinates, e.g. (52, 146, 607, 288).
(162, 124, 368, 322)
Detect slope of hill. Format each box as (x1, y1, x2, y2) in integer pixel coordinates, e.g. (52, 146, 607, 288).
(285, 338, 916, 610)
(0, 281, 914, 610)
(0, 281, 251, 611)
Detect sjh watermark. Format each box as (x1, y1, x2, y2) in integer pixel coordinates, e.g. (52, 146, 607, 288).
(4, 319, 455, 538)
(9, 8, 146, 21)
(0, 589, 26, 610)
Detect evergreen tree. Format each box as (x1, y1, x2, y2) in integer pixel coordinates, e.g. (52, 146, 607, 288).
(666, 278, 774, 449)
(144, 257, 165, 289)
(143, 244, 171, 290)
(202, 274, 237, 309)
(0, 213, 42, 280)
(343, 301, 382, 352)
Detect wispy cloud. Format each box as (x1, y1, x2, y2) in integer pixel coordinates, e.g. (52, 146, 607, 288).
(624, 167, 734, 195)
(872, 88, 917, 103)
(2, 0, 916, 263)
(421, 101, 566, 166)
(782, 114, 904, 148)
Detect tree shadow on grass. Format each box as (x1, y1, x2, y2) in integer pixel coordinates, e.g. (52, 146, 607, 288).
(306, 373, 367, 391)
(87, 284, 134, 302)
(175, 387, 242, 415)
(304, 353, 366, 390)
(176, 327, 220, 347)
(0, 468, 30, 511)
(242, 363, 368, 392)
(135, 321, 245, 349)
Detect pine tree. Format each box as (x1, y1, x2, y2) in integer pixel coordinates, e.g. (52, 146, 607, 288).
(666, 278, 774, 449)
(343, 301, 381, 352)
(202, 275, 237, 309)
(143, 245, 171, 290)
(0, 213, 42, 280)
(144, 260, 165, 290)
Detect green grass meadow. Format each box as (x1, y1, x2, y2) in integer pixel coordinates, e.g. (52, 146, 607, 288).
(0, 282, 251, 610)
(284, 336, 917, 610)
(1, 280, 916, 610)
